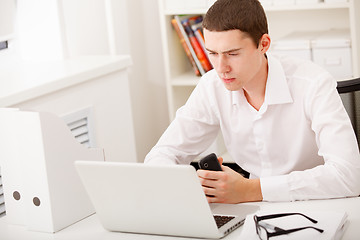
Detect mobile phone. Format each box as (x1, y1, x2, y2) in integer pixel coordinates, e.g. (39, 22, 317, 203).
(198, 153, 222, 171)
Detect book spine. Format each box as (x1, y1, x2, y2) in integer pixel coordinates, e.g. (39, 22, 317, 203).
(171, 19, 200, 76)
(182, 20, 213, 72)
(191, 24, 211, 66)
(174, 15, 205, 76)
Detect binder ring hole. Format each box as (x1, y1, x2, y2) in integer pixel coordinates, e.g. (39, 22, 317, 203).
(33, 197, 41, 206)
(13, 191, 21, 201)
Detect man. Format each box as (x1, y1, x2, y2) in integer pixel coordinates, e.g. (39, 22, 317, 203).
(145, 0, 360, 203)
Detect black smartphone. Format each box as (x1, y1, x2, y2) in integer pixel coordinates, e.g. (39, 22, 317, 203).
(198, 153, 222, 171)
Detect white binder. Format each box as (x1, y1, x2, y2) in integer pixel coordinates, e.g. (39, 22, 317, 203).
(0, 109, 104, 233)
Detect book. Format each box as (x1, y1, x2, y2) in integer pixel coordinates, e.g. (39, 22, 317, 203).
(188, 16, 204, 43)
(171, 18, 201, 76)
(182, 18, 213, 72)
(174, 15, 205, 76)
(190, 19, 210, 66)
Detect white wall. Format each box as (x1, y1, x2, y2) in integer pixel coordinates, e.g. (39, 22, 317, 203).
(61, 0, 110, 57)
(124, 0, 169, 162)
(0, 0, 16, 42)
(16, 0, 67, 61)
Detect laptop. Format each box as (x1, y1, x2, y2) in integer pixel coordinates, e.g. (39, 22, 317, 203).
(74, 161, 247, 239)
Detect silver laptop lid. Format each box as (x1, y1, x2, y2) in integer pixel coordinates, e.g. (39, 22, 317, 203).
(75, 161, 243, 239)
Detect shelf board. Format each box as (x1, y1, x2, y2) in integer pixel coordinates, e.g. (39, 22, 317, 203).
(164, 2, 350, 15)
(171, 71, 201, 86)
(264, 2, 350, 11)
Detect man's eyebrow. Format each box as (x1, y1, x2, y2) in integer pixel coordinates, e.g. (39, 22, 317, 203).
(205, 48, 242, 54)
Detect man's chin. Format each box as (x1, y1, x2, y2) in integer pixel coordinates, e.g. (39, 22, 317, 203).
(223, 83, 242, 92)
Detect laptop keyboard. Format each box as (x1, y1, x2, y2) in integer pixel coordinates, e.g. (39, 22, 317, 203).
(213, 215, 235, 228)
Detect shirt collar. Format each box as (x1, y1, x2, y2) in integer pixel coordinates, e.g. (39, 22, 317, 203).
(265, 53, 293, 105)
(231, 53, 293, 106)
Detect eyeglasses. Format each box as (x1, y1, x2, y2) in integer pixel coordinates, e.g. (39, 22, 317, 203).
(253, 213, 324, 240)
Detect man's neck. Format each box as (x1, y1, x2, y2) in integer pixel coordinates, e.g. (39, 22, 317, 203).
(242, 56, 268, 111)
(243, 90, 265, 111)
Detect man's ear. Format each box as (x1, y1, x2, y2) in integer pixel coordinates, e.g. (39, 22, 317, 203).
(259, 34, 271, 53)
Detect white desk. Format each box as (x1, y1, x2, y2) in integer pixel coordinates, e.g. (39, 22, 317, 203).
(1, 197, 359, 240)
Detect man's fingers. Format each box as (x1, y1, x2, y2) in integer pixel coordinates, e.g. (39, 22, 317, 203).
(206, 195, 218, 203)
(218, 157, 224, 165)
(197, 168, 228, 203)
(205, 190, 224, 203)
(203, 186, 218, 202)
(202, 185, 216, 194)
(199, 178, 215, 188)
(197, 169, 222, 180)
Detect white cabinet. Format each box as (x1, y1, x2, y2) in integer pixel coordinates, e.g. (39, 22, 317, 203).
(0, 55, 137, 164)
(158, 0, 360, 160)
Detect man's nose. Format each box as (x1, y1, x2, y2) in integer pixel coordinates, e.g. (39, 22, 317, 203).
(217, 55, 230, 73)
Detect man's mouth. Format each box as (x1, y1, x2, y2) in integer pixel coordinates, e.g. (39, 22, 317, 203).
(222, 77, 235, 84)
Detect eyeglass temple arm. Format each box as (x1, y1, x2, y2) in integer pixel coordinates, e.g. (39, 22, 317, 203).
(267, 226, 324, 238)
(258, 221, 285, 232)
(256, 213, 318, 223)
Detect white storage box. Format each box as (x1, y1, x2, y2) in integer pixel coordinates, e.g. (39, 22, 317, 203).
(270, 31, 315, 61)
(311, 29, 352, 79)
(0, 110, 105, 233)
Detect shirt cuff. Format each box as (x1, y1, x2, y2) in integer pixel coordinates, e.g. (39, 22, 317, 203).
(260, 175, 292, 202)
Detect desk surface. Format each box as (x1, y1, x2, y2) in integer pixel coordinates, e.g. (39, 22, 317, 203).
(1, 197, 359, 240)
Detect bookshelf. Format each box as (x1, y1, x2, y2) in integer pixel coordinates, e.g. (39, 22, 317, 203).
(158, 0, 360, 161)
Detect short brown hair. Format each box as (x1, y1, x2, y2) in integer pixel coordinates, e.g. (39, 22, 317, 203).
(202, 0, 268, 47)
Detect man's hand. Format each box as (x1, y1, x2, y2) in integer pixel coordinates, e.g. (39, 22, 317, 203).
(197, 157, 263, 203)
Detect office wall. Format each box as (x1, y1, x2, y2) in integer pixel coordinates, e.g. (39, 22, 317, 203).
(124, 0, 169, 162)
(0, 0, 16, 42)
(61, 0, 110, 57)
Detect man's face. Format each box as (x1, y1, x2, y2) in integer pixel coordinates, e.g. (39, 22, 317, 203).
(204, 29, 267, 91)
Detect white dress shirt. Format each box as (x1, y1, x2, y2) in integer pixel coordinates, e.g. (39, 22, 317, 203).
(145, 54, 360, 201)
